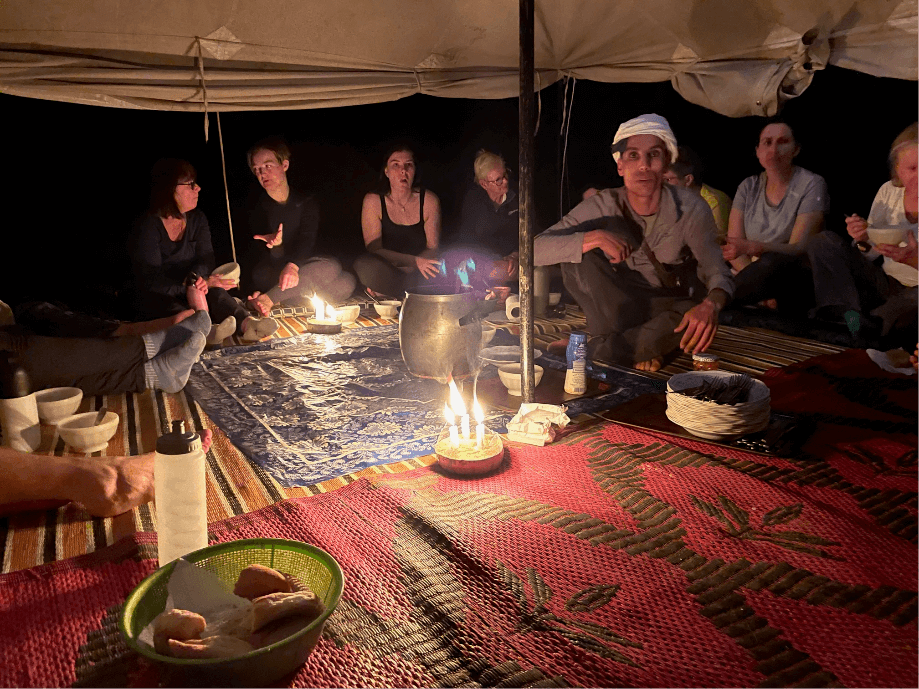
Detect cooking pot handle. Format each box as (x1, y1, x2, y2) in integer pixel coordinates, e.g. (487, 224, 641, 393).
(457, 301, 495, 327)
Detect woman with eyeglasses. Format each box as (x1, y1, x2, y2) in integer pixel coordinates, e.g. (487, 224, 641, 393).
(353, 144, 443, 299)
(454, 149, 520, 284)
(128, 158, 274, 343)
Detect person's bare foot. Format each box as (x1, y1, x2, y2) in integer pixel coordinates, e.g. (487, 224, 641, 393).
(247, 292, 273, 317)
(634, 357, 663, 372)
(73, 429, 213, 517)
(758, 298, 779, 310)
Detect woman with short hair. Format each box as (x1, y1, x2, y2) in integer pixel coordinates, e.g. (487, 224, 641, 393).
(807, 123, 918, 345)
(128, 158, 278, 342)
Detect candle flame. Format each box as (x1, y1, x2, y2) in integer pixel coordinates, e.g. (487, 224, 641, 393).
(473, 399, 484, 424)
(310, 294, 325, 319)
(447, 377, 467, 416)
(326, 304, 337, 321)
(443, 402, 455, 424)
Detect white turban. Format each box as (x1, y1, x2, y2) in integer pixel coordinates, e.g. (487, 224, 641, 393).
(611, 113, 678, 164)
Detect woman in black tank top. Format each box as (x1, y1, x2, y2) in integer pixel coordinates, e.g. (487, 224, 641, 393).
(354, 145, 443, 298)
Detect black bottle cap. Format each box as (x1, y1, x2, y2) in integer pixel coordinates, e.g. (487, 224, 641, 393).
(156, 420, 202, 455)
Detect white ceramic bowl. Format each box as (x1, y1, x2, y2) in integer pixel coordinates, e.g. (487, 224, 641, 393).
(57, 411, 120, 454)
(373, 300, 401, 318)
(335, 304, 361, 323)
(34, 387, 83, 424)
(497, 364, 544, 396)
(481, 324, 497, 346)
(212, 262, 241, 283)
(549, 292, 562, 306)
(867, 227, 909, 246)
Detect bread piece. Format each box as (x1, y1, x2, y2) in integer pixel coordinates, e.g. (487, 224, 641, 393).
(152, 609, 206, 655)
(201, 603, 254, 641)
(167, 634, 255, 659)
(248, 615, 313, 649)
(251, 591, 324, 631)
(233, 564, 294, 599)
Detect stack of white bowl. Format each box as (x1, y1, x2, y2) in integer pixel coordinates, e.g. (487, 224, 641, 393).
(665, 371, 771, 440)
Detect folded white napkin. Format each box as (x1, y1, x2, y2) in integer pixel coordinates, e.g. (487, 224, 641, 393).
(506, 403, 571, 446)
(866, 349, 916, 376)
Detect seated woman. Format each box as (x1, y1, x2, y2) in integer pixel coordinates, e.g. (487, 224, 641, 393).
(353, 145, 443, 298)
(243, 137, 356, 316)
(127, 158, 277, 343)
(452, 150, 519, 285)
(807, 123, 917, 346)
(722, 120, 828, 314)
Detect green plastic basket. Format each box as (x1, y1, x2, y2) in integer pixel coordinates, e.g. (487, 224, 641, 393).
(119, 538, 345, 687)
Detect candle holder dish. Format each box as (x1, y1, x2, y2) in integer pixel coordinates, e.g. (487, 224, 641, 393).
(434, 425, 506, 476)
(306, 318, 342, 334)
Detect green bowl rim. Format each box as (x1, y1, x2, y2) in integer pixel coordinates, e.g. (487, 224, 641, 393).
(118, 538, 345, 666)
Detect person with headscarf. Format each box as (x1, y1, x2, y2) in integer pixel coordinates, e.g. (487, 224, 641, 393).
(534, 113, 733, 372)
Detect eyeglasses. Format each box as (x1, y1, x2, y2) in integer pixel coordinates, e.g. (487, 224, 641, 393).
(177, 181, 200, 190)
(485, 170, 510, 186)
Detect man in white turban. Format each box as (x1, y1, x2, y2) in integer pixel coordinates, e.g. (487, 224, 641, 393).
(534, 113, 733, 371)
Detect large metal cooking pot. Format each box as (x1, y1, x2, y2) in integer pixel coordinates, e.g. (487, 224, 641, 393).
(399, 287, 483, 380)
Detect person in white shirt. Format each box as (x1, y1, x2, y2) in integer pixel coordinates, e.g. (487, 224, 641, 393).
(807, 123, 917, 345)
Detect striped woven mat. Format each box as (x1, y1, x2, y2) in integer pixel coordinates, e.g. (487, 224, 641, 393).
(0, 311, 850, 574)
(1, 418, 915, 688)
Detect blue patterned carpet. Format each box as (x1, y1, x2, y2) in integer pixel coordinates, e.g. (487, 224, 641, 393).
(186, 325, 663, 487)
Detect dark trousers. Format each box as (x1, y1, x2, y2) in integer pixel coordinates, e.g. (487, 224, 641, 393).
(14, 300, 121, 338)
(732, 252, 813, 316)
(131, 287, 248, 327)
(0, 325, 146, 396)
(808, 231, 917, 346)
(561, 251, 699, 364)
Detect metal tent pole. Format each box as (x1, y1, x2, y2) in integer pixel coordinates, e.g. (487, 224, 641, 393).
(518, 0, 536, 402)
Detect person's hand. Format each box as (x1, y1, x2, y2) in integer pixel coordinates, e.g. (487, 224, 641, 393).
(247, 291, 273, 317)
(415, 255, 442, 279)
(673, 298, 719, 354)
(845, 214, 869, 242)
(504, 253, 519, 279)
(721, 236, 758, 261)
(186, 283, 208, 312)
(910, 344, 918, 371)
(193, 275, 209, 294)
(254, 223, 284, 248)
(278, 262, 299, 291)
(583, 229, 631, 263)
(874, 232, 918, 267)
(206, 275, 238, 290)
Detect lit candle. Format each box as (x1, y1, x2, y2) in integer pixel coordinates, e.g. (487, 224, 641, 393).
(473, 396, 484, 448)
(444, 402, 459, 447)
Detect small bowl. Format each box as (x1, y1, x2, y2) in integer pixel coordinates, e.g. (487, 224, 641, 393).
(480, 324, 497, 346)
(34, 387, 83, 424)
(373, 300, 401, 318)
(497, 364, 544, 396)
(549, 292, 562, 306)
(212, 262, 241, 284)
(57, 411, 119, 453)
(335, 304, 361, 324)
(867, 227, 909, 246)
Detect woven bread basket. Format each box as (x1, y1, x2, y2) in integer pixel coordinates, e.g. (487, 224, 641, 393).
(665, 371, 771, 440)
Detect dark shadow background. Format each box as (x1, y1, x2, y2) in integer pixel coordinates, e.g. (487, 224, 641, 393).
(2, 65, 915, 314)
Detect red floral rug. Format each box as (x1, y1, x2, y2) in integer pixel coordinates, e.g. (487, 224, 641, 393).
(1, 413, 915, 688)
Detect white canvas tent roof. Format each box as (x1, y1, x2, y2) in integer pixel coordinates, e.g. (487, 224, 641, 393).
(0, 0, 915, 118)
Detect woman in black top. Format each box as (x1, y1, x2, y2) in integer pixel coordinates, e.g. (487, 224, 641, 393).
(353, 145, 443, 298)
(128, 159, 278, 342)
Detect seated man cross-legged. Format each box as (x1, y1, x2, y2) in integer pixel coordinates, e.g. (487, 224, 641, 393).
(535, 114, 733, 372)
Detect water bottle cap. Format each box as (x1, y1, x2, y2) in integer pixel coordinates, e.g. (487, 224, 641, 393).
(156, 420, 202, 455)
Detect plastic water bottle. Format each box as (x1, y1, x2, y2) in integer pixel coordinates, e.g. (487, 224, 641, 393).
(154, 420, 208, 567)
(0, 352, 40, 452)
(564, 331, 588, 395)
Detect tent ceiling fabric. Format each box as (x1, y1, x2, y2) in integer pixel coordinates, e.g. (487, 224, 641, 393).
(0, 0, 915, 116)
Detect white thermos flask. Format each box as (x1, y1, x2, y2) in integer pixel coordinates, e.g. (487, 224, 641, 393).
(154, 420, 208, 567)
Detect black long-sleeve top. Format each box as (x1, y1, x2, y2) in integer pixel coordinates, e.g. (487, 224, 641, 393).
(129, 210, 215, 299)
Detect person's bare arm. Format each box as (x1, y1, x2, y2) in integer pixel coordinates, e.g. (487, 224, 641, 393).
(722, 208, 752, 272)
